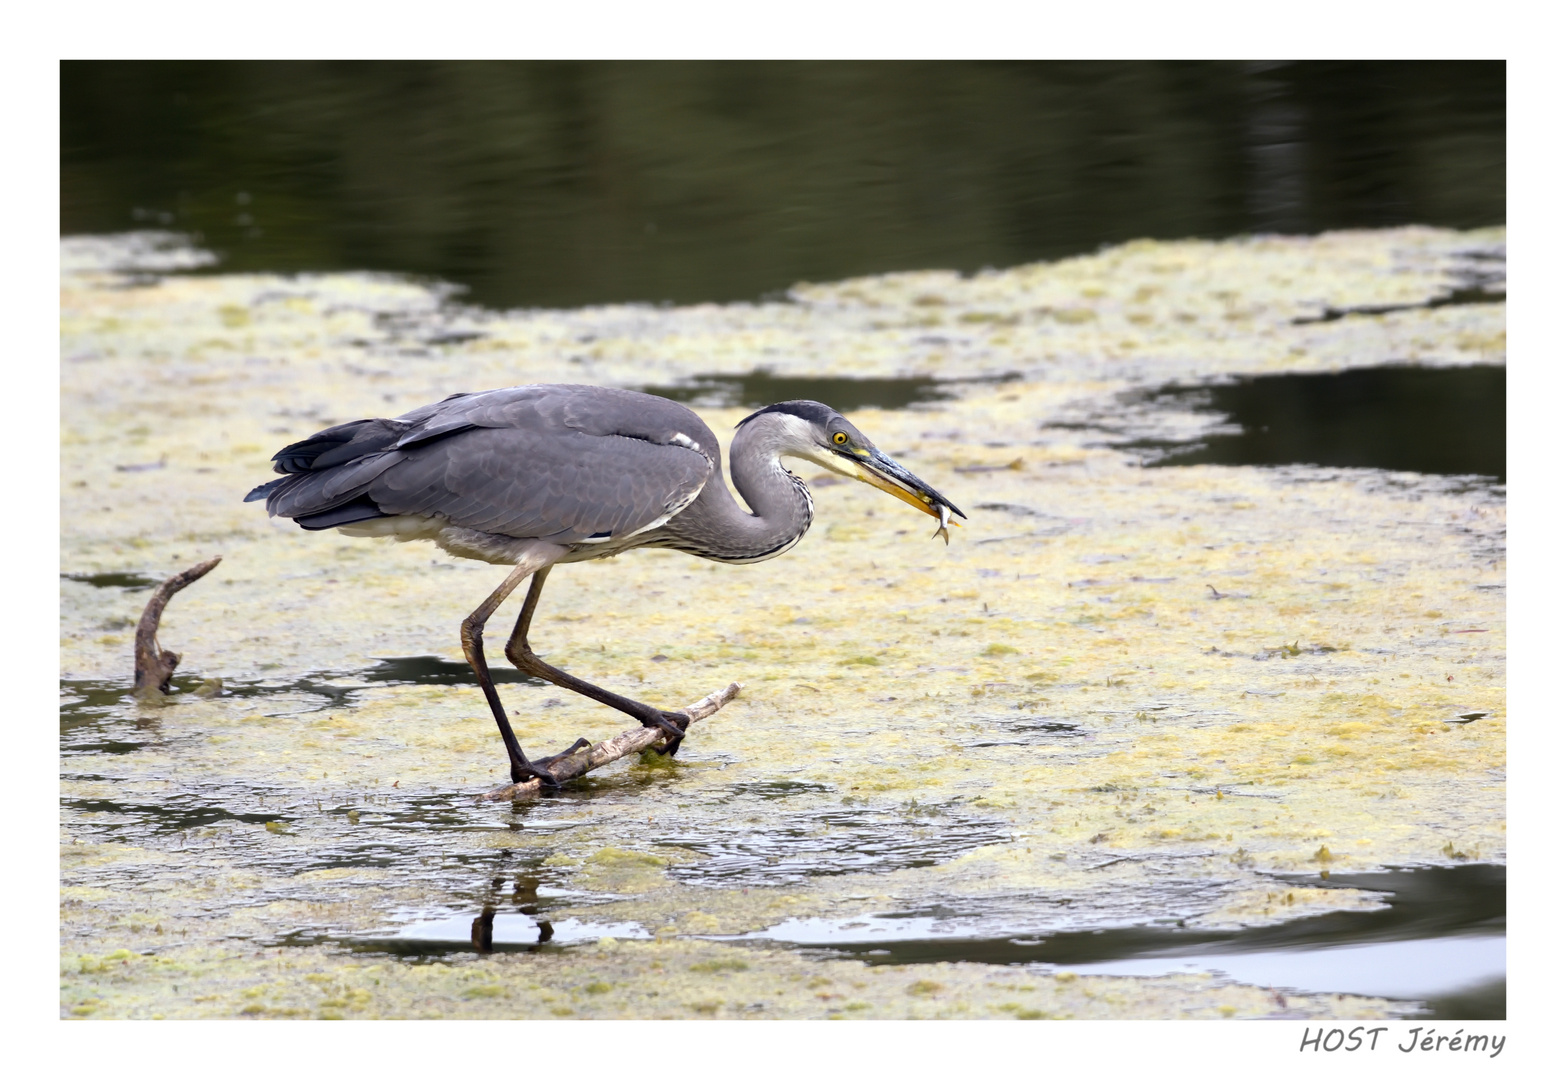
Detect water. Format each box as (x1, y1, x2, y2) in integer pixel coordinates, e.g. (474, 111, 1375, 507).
(59, 655, 541, 756)
(59, 77, 1506, 1016)
(279, 862, 1503, 1016)
(734, 865, 1504, 1019)
(1064, 937, 1502, 1019)
(640, 371, 1023, 412)
(339, 913, 653, 958)
(61, 61, 1504, 309)
(60, 647, 1504, 1015)
(1129, 366, 1506, 481)
(646, 374, 955, 412)
(656, 807, 1015, 888)
(359, 655, 543, 687)
(61, 571, 165, 590)
(631, 364, 1512, 485)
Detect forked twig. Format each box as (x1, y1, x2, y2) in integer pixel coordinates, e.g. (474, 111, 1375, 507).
(132, 556, 222, 695)
(477, 681, 743, 802)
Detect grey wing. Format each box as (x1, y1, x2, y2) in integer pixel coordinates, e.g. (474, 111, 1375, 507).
(256, 384, 715, 544)
(372, 424, 711, 542)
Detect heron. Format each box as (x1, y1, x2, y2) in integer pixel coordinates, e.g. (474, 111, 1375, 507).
(246, 384, 965, 786)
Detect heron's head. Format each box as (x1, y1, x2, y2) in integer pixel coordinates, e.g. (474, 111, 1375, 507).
(736, 400, 966, 531)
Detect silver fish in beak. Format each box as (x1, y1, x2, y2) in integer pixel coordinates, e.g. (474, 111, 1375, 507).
(932, 502, 954, 545)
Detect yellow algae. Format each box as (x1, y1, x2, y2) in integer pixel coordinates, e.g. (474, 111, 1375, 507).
(59, 935, 1400, 1021)
(60, 228, 1502, 1019)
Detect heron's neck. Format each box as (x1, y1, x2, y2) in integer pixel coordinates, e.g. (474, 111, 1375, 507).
(668, 419, 815, 564)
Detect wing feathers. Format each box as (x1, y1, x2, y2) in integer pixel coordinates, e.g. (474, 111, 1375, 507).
(253, 385, 714, 546)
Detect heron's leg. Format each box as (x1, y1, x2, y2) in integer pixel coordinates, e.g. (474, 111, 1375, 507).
(461, 563, 564, 785)
(504, 568, 691, 755)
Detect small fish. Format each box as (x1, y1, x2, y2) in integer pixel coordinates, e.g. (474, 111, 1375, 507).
(932, 502, 953, 545)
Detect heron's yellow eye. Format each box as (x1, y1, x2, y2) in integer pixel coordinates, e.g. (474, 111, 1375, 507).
(833, 432, 848, 445)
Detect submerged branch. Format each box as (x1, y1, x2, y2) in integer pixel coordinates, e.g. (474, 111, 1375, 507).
(133, 556, 223, 696)
(477, 681, 743, 802)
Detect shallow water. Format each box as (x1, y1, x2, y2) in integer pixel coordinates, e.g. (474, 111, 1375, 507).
(1128, 366, 1506, 481)
(268, 862, 1502, 1016)
(62, 571, 165, 590)
(731, 865, 1502, 1015)
(656, 807, 1016, 887)
(1065, 938, 1502, 1019)
(60, 227, 1505, 1020)
(62, 655, 542, 747)
(646, 373, 960, 412)
(742, 864, 1500, 948)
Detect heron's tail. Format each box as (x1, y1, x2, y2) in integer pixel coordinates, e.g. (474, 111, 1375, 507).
(243, 476, 287, 503)
(242, 417, 407, 529)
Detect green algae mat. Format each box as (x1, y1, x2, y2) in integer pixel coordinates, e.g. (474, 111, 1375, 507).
(60, 226, 1505, 1019)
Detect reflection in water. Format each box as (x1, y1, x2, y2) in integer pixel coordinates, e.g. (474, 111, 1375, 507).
(741, 865, 1504, 1019)
(1130, 366, 1506, 481)
(323, 914, 647, 958)
(1065, 937, 1503, 1019)
(59, 655, 543, 756)
(642, 372, 1022, 412)
(1243, 61, 1307, 233)
(60, 659, 1505, 1017)
(471, 908, 494, 952)
(61, 61, 1504, 309)
(645, 373, 957, 412)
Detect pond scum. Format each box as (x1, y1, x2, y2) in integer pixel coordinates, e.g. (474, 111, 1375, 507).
(60, 226, 1504, 1019)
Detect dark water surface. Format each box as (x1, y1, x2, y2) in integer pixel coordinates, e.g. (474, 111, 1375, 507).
(311, 864, 1502, 1019)
(62, 571, 165, 590)
(61, 657, 1503, 1016)
(642, 372, 1021, 412)
(59, 656, 542, 756)
(740, 864, 1504, 1019)
(1131, 366, 1506, 481)
(691, 364, 1512, 482)
(62, 61, 1504, 309)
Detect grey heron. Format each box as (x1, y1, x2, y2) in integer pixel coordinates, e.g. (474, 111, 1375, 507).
(246, 384, 964, 785)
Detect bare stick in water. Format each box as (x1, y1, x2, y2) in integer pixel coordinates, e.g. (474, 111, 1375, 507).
(133, 556, 223, 695)
(477, 681, 742, 802)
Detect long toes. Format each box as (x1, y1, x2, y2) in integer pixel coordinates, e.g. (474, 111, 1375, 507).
(534, 738, 591, 768)
(655, 725, 685, 757)
(640, 714, 686, 742)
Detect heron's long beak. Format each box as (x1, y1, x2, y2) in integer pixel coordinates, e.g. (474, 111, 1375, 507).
(833, 446, 967, 528)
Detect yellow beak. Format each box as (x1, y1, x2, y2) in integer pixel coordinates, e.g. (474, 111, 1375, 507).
(853, 464, 963, 526)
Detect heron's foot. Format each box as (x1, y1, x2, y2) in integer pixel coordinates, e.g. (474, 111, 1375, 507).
(510, 761, 560, 787)
(510, 738, 592, 787)
(641, 710, 690, 756)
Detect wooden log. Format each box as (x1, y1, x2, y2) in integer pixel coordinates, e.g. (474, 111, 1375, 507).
(477, 681, 742, 802)
(132, 556, 222, 696)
